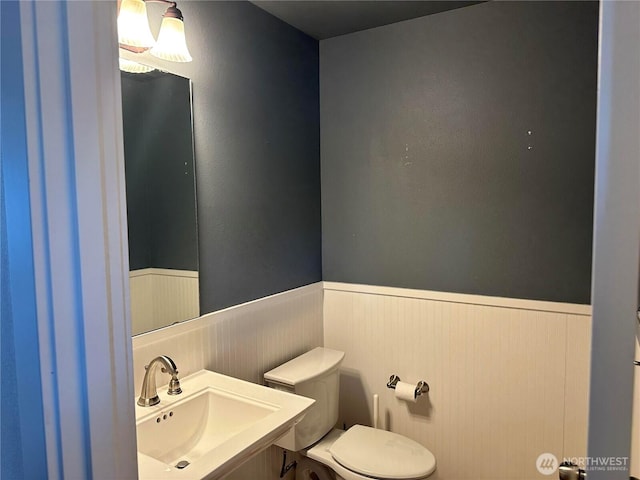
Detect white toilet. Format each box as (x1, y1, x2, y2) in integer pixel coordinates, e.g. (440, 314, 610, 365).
(264, 347, 436, 480)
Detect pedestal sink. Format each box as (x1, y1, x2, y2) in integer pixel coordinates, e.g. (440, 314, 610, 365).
(135, 370, 314, 479)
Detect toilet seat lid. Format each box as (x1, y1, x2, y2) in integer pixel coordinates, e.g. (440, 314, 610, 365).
(329, 425, 436, 480)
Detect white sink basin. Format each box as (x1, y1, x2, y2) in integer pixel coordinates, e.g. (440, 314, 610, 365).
(135, 370, 314, 479)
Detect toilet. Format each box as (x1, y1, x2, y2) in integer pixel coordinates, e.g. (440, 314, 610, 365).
(264, 347, 436, 480)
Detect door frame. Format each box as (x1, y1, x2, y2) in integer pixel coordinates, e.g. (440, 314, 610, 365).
(587, 1, 640, 479)
(18, 1, 137, 477)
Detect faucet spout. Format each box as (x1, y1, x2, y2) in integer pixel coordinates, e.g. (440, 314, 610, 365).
(137, 355, 182, 407)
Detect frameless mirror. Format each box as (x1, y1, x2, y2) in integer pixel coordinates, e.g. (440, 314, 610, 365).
(120, 68, 199, 336)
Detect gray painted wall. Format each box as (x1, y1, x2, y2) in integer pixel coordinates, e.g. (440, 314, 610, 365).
(1, 1, 47, 476)
(1, 161, 24, 480)
(320, 1, 598, 304)
(137, 1, 322, 312)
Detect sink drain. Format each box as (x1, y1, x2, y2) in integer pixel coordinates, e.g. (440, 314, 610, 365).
(176, 460, 190, 469)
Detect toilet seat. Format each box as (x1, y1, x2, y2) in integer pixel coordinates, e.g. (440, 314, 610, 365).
(306, 427, 436, 480)
(330, 425, 436, 480)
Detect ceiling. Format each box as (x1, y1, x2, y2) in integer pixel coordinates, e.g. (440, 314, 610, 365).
(251, 1, 483, 40)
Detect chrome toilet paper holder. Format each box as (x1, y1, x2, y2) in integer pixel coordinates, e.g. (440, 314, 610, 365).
(386, 374, 429, 397)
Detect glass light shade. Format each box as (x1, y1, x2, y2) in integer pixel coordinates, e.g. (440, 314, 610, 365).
(119, 58, 155, 74)
(118, 0, 155, 49)
(149, 17, 193, 62)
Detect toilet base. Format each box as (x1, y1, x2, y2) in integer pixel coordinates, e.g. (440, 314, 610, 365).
(296, 457, 337, 480)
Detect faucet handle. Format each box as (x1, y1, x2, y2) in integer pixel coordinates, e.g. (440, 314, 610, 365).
(168, 374, 182, 395)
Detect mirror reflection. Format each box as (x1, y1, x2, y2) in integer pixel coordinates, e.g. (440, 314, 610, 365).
(121, 69, 199, 335)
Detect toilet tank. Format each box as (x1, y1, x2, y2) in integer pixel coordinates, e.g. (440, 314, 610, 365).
(264, 347, 344, 451)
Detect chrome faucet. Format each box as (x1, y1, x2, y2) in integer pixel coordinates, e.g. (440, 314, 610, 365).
(137, 355, 182, 407)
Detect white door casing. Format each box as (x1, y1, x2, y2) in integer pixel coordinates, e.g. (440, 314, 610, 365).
(588, 1, 640, 479)
(19, 1, 137, 478)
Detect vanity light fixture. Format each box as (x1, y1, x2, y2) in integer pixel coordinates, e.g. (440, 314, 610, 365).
(118, 0, 192, 63)
(119, 58, 156, 74)
(149, 3, 193, 62)
(118, 0, 155, 50)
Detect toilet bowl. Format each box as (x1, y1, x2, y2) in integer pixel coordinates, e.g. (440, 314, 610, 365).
(265, 348, 437, 480)
(302, 427, 436, 480)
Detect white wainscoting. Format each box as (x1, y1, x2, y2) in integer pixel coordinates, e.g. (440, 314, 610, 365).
(129, 268, 200, 335)
(323, 282, 592, 480)
(131, 282, 324, 480)
(130, 281, 609, 479)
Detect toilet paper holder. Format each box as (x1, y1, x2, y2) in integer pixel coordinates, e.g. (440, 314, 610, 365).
(387, 375, 429, 397)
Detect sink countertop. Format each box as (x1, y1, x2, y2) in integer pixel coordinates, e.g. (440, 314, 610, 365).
(135, 369, 314, 479)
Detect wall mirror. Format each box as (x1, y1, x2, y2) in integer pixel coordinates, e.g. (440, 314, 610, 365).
(121, 68, 199, 336)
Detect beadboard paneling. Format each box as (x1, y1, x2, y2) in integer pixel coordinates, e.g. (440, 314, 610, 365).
(563, 314, 592, 460)
(131, 281, 596, 479)
(323, 284, 591, 480)
(129, 269, 199, 335)
(131, 282, 324, 480)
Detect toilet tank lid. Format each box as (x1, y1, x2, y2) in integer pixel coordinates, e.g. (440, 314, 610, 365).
(264, 347, 345, 387)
